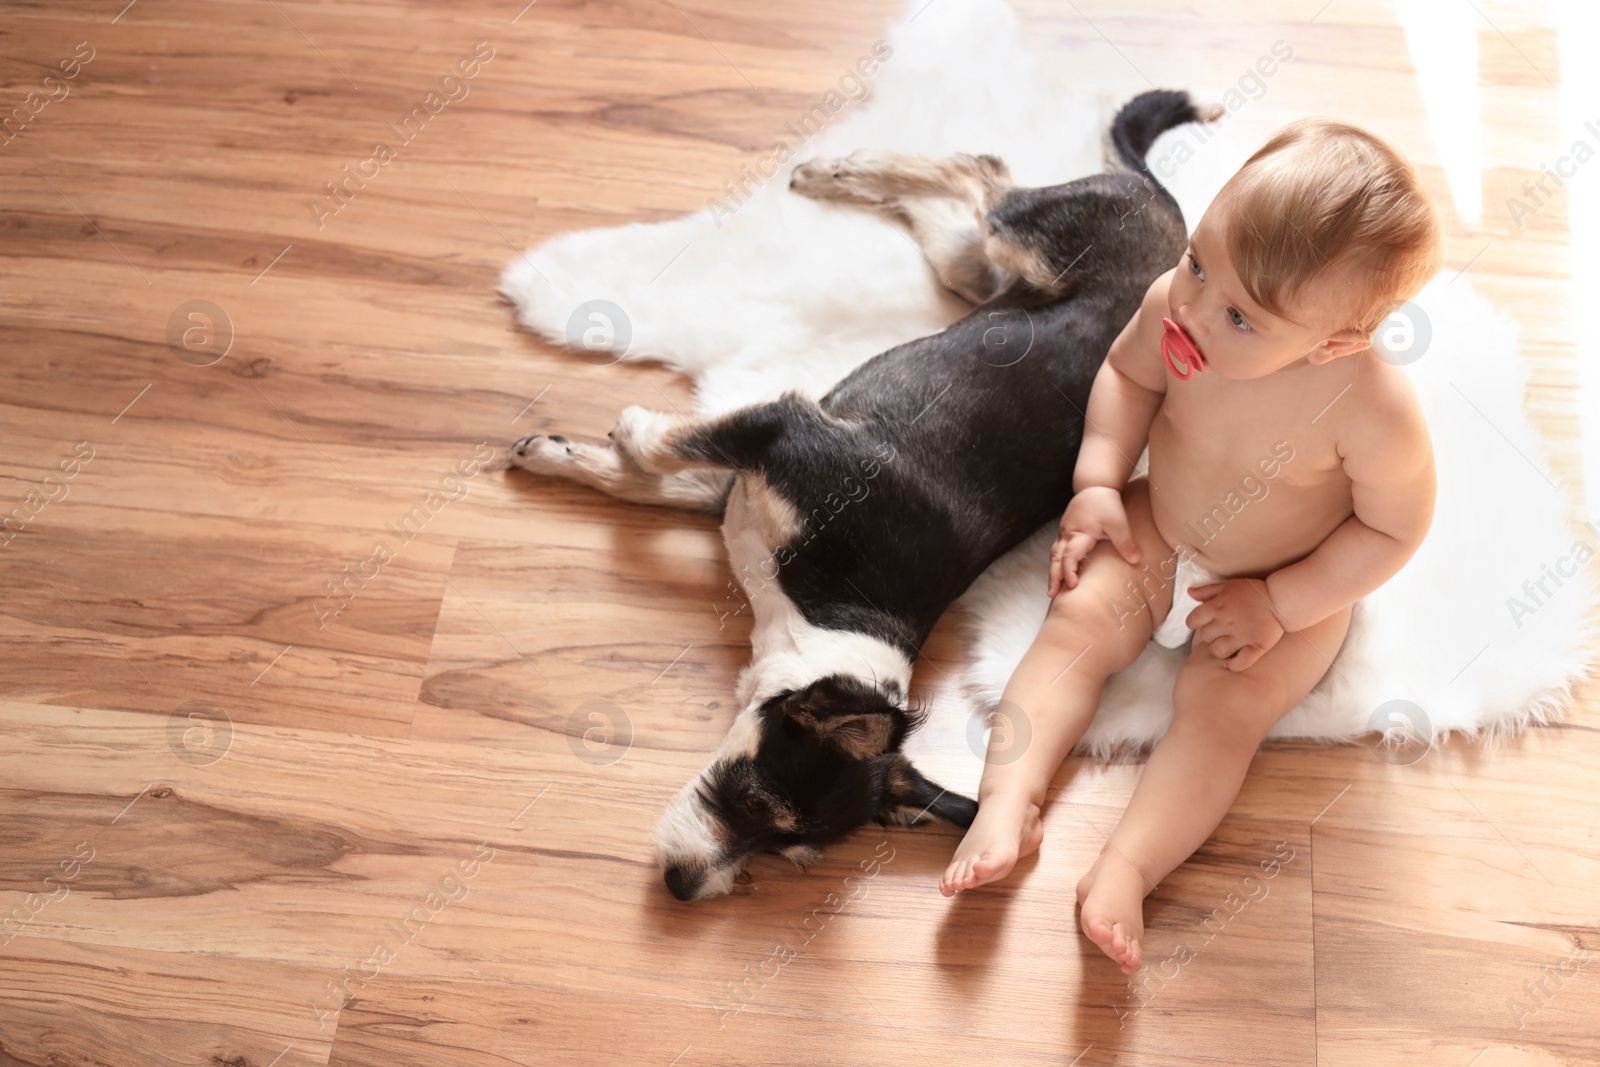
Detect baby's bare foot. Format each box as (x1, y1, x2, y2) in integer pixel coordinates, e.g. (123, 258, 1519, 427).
(940, 793, 1043, 897)
(1076, 850, 1150, 975)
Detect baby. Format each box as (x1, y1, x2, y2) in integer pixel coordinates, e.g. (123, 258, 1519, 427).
(940, 117, 1444, 974)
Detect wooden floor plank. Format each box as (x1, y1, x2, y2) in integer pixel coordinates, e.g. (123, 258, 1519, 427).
(0, 937, 334, 1067)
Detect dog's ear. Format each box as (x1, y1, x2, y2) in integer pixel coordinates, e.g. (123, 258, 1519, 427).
(778, 676, 915, 759)
(873, 755, 978, 828)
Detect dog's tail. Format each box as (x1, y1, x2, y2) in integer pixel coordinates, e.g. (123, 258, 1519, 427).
(1106, 89, 1221, 217)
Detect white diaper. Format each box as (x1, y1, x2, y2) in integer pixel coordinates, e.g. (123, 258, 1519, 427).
(1150, 551, 1223, 650)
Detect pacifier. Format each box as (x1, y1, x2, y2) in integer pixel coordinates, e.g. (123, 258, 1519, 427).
(1160, 317, 1207, 380)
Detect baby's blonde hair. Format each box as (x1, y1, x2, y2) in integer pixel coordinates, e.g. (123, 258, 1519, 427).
(1219, 117, 1443, 336)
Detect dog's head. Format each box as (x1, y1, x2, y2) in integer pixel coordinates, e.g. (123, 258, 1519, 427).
(653, 673, 976, 900)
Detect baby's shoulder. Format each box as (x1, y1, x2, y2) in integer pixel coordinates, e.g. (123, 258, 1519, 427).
(1349, 350, 1424, 414)
(1335, 353, 1431, 458)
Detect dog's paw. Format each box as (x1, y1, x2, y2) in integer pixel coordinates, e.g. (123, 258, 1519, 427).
(510, 433, 585, 474)
(789, 152, 892, 202)
(788, 157, 849, 199)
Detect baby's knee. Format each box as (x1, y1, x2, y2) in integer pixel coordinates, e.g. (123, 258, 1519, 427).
(1043, 586, 1148, 670)
(1048, 569, 1141, 622)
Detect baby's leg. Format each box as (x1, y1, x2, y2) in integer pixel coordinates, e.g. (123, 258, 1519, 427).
(942, 479, 1177, 896)
(1077, 602, 1354, 973)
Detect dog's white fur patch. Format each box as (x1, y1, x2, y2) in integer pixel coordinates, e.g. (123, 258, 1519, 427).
(652, 776, 740, 899)
(610, 405, 682, 474)
(653, 776, 721, 864)
(781, 844, 823, 868)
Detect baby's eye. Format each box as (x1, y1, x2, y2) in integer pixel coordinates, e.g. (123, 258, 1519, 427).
(1187, 253, 1204, 281)
(1227, 307, 1250, 331)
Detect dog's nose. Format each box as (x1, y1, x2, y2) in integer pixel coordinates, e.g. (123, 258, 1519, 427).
(663, 865, 700, 901)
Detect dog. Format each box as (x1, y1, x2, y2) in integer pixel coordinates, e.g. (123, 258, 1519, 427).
(510, 90, 1211, 900)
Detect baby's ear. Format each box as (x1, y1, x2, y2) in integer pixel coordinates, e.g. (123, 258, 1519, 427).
(1309, 329, 1371, 363)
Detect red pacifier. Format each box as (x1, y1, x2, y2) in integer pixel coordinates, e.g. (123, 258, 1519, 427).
(1160, 317, 1206, 380)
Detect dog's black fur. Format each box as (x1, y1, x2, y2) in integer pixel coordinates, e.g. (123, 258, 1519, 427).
(512, 90, 1204, 900)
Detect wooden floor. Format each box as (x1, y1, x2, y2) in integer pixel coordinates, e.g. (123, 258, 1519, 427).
(2, 1, 1597, 1065)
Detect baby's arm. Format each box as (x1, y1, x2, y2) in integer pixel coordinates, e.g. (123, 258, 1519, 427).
(1073, 269, 1174, 493)
(1049, 271, 1175, 593)
(1263, 376, 1436, 631)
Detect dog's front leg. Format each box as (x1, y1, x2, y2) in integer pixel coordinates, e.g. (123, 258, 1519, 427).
(510, 431, 732, 514)
(607, 406, 712, 475)
(789, 150, 1012, 212)
(790, 152, 1014, 304)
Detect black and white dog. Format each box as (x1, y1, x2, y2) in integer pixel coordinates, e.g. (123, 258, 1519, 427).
(511, 90, 1210, 900)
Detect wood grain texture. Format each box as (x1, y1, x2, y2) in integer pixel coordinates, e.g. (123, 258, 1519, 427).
(1, 1, 1597, 1065)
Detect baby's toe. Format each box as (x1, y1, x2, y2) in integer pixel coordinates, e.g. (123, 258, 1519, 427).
(971, 851, 1007, 882)
(1081, 914, 1113, 949)
(939, 859, 967, 896)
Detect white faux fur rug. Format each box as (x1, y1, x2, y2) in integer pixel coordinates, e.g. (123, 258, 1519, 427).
(501, 0, 1598, 754)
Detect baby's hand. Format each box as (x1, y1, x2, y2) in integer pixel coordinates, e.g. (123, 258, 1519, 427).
(1048, 485, 1140, 598)
(1186, 578, 1285, 671)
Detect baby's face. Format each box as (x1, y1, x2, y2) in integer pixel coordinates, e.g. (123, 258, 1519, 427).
(1167, 196, 1364, 380)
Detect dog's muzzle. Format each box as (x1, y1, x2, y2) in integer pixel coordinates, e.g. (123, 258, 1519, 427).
(663, 865, 703, 901)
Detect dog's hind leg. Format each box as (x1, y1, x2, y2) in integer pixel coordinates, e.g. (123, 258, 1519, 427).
(511, 431, 734, 515)
(790, 152, 1015, 304)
